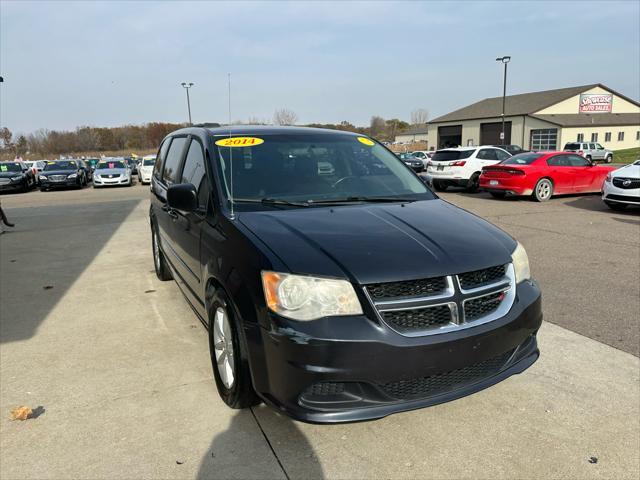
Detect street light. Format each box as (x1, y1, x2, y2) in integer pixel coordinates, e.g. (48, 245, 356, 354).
(495, 56, 511, 146)
(181, 82, 194, 125)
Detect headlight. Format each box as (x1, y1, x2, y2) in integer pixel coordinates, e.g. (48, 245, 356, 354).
(39, 175, 47, 180)
(68, 173, 77, 179)
(605, 173, 612, 183)
(261, 271, 363, 321)
(511, 242, 531, 283)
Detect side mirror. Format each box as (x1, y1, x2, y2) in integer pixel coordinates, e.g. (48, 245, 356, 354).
(167, 183, 198, 212)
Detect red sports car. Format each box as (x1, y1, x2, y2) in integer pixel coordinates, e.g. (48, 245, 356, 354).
(480, 151, 617, 202)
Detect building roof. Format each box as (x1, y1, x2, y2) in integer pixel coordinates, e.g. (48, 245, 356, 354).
(397, 125, 429, 136)
(531, 113, 640, 127)
(429, 84, 639, 124)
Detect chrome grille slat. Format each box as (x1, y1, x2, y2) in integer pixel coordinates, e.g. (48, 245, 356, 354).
(364, 264, 516, 337)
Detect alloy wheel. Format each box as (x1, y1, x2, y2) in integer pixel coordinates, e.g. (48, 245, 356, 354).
(213, 307, 235, 389)
(536, 180, 551, 200)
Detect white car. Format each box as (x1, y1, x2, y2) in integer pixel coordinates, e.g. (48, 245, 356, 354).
(410, 150, 434, 168)
(23, 160, 46, 184)
(138, 155, 156, 184)
(93, 158, 134, 187)
(426, 146, 512, 192)
(602, 159, 640, 210)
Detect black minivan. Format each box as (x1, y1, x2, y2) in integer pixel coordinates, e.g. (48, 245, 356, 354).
(150, 126, 542, 423)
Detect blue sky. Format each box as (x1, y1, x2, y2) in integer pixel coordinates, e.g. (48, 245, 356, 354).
(1, 0, 639, 134)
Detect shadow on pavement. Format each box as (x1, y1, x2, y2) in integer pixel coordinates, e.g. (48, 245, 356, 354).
(564, 193, 640, 214)
(0, 198, 141, 344)
(197, 409, 324, 480)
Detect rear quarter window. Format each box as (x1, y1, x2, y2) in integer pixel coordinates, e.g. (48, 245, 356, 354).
(564, 143, 580, 150)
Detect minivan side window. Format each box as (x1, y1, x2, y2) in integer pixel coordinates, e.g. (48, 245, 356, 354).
(181, 139, 208, 209)
(162, 137, 188, 184)
(154, 138, 172, 181)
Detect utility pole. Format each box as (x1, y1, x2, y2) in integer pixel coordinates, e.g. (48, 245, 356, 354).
(181, 82, 194, 125)
(495, 56, 511, 145)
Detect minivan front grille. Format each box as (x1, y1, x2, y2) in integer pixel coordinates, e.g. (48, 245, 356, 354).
(382, 305, 453, 333)
(366, 276, 447, 301)
(458, 265, 506, 290)
(364, 264, 515, 337)
(464, 291, 505, 321)
(380, 348, 515, 400)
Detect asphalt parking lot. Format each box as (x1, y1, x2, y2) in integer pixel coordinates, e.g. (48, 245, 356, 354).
(1, 185, 638, 479)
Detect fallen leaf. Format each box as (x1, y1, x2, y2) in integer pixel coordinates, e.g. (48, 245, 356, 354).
(588, 456, 598, 464)
(10, 406, 32, 421)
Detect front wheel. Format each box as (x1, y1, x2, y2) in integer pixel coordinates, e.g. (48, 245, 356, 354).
(605, 201, 627, 211)
(433, 180, 448, 191)
(208, 289, 260, 409)
(533, 178, 553, 202)
(152, 226, 172, 281)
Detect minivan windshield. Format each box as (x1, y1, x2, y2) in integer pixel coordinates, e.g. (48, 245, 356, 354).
(431, 150, 475, 161)
(44, 161, 76, 171)
(214, 133, 433, 207)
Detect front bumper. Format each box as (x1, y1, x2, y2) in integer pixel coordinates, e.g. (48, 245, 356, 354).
(40, 178, 79, 188)
(602, 183, 640, 205)
(250, 280, 542, 423)
(94, 177, 130, 186)
(0, 181, 25, 191)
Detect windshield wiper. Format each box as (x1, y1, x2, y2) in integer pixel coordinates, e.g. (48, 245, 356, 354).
(309, 196, 417, 204)
(234, 198, 311, 208)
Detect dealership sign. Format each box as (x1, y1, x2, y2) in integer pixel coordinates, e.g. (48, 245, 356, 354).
(579, 93, 613, 113)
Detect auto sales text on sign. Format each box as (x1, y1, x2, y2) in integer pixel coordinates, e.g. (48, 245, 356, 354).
(579, 93, 613, 113)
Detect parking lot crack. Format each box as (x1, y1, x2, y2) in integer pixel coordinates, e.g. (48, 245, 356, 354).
(250, 407, 290, 480)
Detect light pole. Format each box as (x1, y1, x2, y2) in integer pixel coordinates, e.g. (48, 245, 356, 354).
(181, 82, 194, 125)
(495, 56, 510, 146)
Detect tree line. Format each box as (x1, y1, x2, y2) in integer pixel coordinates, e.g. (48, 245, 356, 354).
(0, 108, 428, 158)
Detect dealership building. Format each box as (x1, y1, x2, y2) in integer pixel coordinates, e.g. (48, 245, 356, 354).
(427, 84, 640, 151)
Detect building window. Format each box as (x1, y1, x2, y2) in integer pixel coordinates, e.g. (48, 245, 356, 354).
(530, 128, 558, 151)
(636, 131, 639, 141)
(591, 133, 598, 142)
(618, 131, 625, 141)
(577, 133, 584, 142)
(605, 132, 612, 142)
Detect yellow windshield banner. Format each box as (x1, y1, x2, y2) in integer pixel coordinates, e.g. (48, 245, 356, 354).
(215, 137, 264, 148)
(357, 137, 375, 146)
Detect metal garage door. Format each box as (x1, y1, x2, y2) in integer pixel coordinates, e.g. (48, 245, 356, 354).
(480, 122, 511, 145)
(530, 128, 558, 151)
(438, 125, 462, 148)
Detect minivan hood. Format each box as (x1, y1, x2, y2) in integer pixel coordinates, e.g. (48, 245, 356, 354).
(238, 199, 517, 285)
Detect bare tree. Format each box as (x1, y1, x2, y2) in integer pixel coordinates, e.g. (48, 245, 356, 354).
(247, 116, 269, 125)
(0, 127, 13, 151)
(410, 108, 429, 126)
(273, 108, 298, 126)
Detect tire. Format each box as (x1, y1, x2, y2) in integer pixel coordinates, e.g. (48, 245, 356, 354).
(606, 155, 613, 163)
(40, 188, 47, 192)
(533, 178, 553, 202)
(207, 287, 260, 409)
(605, 201, 628, 211)
(466, 173, 480, 193)
(490, 191, 506, 199)
(151, 225, 173, 281)
(433, 180, 448, 192)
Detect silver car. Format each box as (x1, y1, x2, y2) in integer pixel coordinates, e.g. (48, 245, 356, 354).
(93, 158, 134, 188)
(564, 142, 613, 163)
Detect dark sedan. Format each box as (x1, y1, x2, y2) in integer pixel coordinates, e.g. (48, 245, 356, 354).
(397, 153, 425, 172)
(0, 161, 36, 193)
(39, 161, 86, 191)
